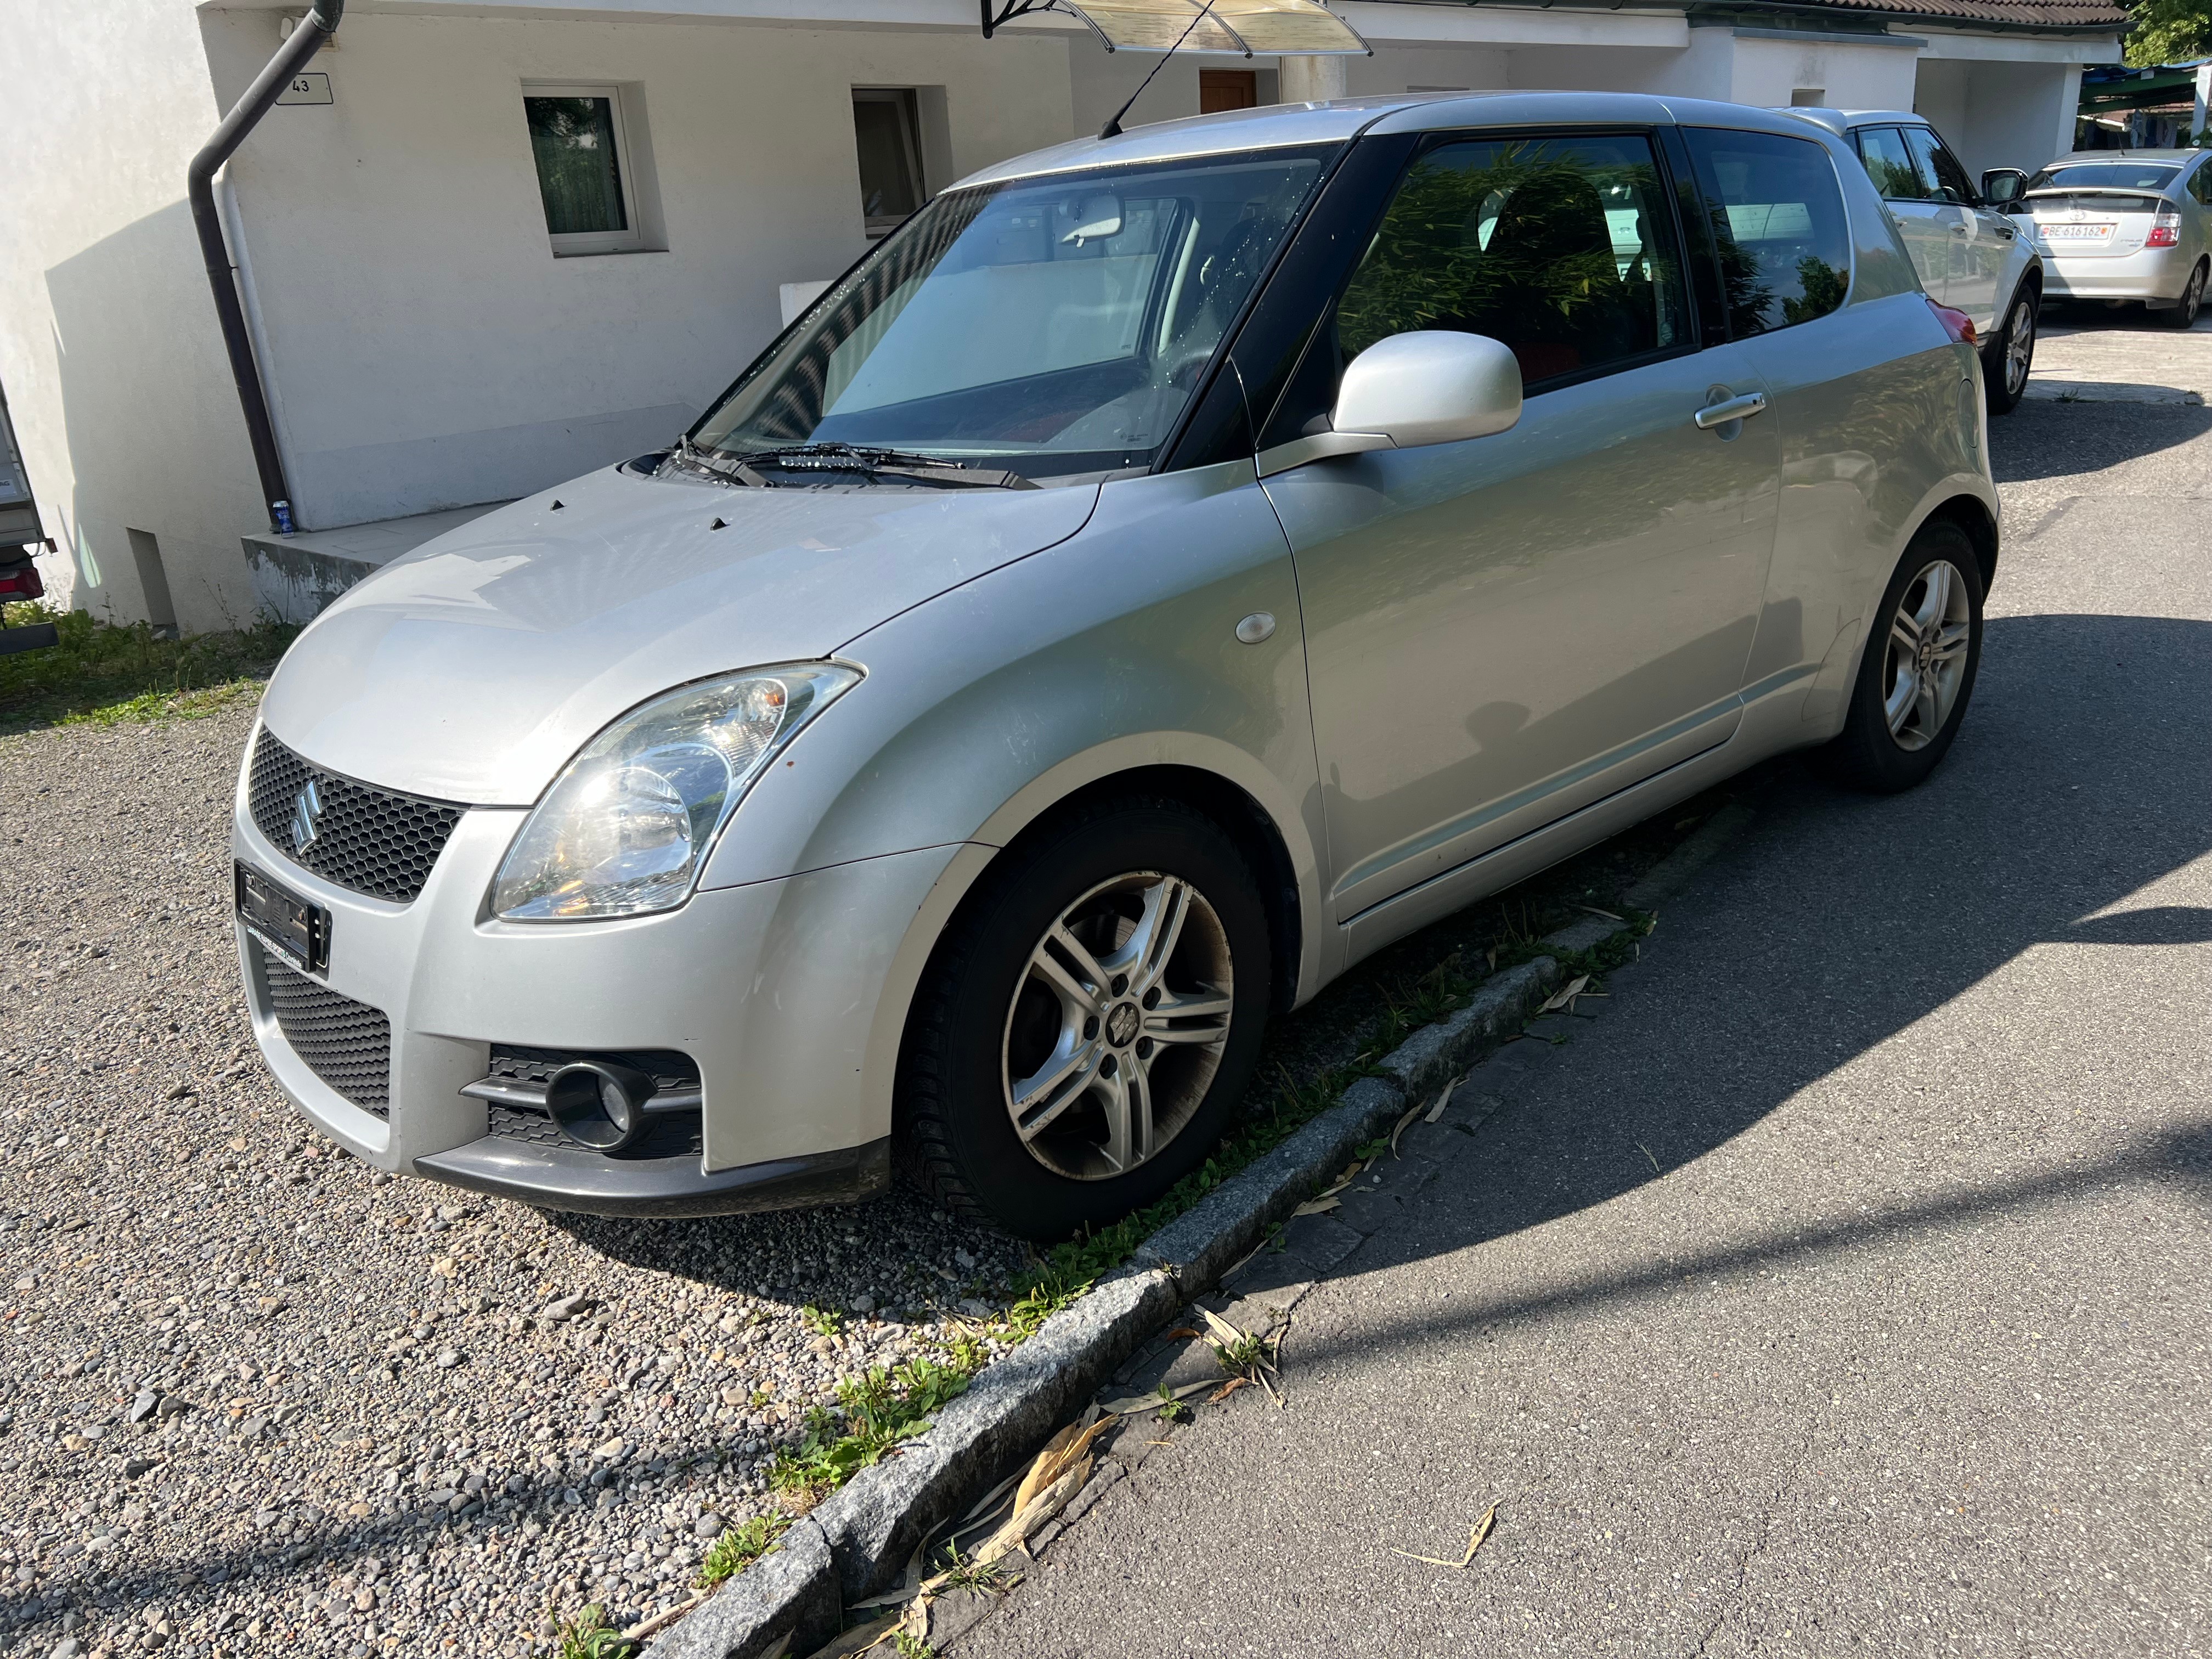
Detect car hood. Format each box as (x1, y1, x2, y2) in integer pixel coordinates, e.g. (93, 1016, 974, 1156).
(257, 464, 1101, 805)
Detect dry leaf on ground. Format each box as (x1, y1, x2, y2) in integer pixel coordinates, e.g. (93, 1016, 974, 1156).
(1424, 1077, 1460, 1124)
(1390, 1101, 1423, 1158)
(1538, 974, 1590, 1015)
(1388, 1503, 1499, 1570)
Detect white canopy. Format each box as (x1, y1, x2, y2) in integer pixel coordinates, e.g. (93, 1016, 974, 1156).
(999, 0, 1370, 55)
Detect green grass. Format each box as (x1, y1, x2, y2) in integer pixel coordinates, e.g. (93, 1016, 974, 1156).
(696, 1514, 791, 1589)
(0, 602, 295, 734)
(768, 1356, 976, 1502)
(552, 1604, 635, 1659)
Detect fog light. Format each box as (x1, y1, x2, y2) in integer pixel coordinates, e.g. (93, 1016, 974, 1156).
(545, 1062, 656, 1153)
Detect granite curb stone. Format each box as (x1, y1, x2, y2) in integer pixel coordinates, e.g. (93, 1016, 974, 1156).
(647, 798, 1765, 1657)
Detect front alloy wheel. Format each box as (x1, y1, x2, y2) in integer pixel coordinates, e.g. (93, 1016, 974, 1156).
(898, 795, 1271, 1239)
(1003, 872, 1233, 1181)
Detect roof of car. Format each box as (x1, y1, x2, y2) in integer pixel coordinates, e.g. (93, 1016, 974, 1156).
(1784, 108, 1924, 137)
(955, 92, 1838, 189)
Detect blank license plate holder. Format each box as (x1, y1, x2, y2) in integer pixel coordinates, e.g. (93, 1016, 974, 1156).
(236, 861, 330, 973)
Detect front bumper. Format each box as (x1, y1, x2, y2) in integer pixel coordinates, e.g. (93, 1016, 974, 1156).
(232, 744, 960, 1215)
(2040, 245, 2199, 303)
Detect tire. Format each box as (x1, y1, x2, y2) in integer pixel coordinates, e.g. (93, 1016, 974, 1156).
(1981, 281, 2039, 415)
(897, 795, 1273, 1240)
(1818, 521, 1985, 793)
(2157, 259, 2207, 330)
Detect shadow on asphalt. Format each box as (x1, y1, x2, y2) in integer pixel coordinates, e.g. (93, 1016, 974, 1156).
(1990, 400, 2212, 484)
(1271, 607, 2212, 1365)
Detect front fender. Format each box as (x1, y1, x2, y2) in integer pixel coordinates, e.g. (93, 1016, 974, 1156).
(695, 461, 1332, 1140)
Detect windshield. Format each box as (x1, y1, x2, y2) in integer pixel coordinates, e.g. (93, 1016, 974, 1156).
(688, 149, 1329, 480)
(2025, 162, 2180, 195)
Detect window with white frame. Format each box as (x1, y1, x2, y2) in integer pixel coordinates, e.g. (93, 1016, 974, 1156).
(852, 88, 926, 238)
(524, 83, 650, 255)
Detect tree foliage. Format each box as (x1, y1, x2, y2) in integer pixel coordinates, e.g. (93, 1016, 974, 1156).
(2125, 0, 2212, 68)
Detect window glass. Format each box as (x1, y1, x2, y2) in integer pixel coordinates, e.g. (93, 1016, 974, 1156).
(2190, 164, 2212, 206)
(2025, 161, 2180, 193)
(1905, 127, 1977, 205)
(1683, 128, 1853, 336)
(853, 91, 924, 235)
(1854, 127, 1927, 201)
(691, 151, 1328, 478)
(526, 96, 628, 236)
(1334, 133, 1691, 388)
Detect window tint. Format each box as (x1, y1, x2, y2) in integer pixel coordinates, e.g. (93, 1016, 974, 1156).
(2192, 164, 2212, 207)
(526, 96, 629, 236)
(1334, 133, 1691, 388)
(1905, 127, 1977, 205)
(2026, 161, 2181, 193)
(1854, 127, 1927, 201)
(853, 89, 925, 237)
(1683, 128, 1853, 336)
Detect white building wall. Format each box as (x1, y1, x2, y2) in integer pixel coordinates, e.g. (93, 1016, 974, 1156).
(216, 9, 1073, 533)
(0, 1, 269, 631)
(0, 0, 2121, 630)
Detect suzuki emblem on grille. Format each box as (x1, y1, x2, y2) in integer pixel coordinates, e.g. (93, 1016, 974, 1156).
(290, 778, 325, 854)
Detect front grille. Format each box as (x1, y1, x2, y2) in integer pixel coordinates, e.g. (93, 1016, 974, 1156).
(248, 731, 466, 904)
(261, 949, 391, 1116)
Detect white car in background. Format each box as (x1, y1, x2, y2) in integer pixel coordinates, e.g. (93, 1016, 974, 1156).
(1787, 108, 2045, 413)
(2005, 150, 2211, 330)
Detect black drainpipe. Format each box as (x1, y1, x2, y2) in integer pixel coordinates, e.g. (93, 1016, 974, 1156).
(188, 1, 345, 535)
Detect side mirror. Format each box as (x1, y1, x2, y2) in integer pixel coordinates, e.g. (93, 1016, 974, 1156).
(1257, 331, 1523, 477)
(1981, 168, 2029, 208)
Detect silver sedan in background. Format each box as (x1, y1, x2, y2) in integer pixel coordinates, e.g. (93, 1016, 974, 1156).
(233, 93, 1997, 1240)
(2008, 149, 2212, 327)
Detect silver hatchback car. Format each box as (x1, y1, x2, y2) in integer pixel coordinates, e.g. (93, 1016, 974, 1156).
(2009, 149, 2212, 328)
(234, 93, 1996, 1239)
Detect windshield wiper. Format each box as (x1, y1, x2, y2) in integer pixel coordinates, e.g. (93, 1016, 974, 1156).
(724, 442, 1037, 490)
(664, 436, 775, 489)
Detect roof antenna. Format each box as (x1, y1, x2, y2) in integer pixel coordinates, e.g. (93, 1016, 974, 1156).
(1099, 1, 1218, 138)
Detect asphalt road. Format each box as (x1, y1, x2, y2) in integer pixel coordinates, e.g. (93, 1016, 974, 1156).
(950, 322, 2212, 1656)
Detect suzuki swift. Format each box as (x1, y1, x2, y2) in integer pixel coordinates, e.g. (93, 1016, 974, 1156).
(234, 92, 1996, 1240)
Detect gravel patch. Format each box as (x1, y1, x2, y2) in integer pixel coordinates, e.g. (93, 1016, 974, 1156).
(0, 706, 1024, 1658)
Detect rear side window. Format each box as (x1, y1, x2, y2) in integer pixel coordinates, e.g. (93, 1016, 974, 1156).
(1334, 133, 1692, 388)
(2192, 165, 2212, 207)
(1853, 127, 1927, 201)
(1904, 127, 1977, 205)
(1683, 128, 1853, 336)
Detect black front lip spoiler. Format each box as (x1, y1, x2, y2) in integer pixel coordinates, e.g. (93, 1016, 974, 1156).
(414, 1135, 892, 1220)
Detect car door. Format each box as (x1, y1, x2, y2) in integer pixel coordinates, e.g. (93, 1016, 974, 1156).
(1257, 128, 1780, 923)
(1906, 125, 2006, 329)
(1854, 125, 1950, 302)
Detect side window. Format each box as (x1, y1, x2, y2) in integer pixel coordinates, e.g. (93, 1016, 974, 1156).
(2193, 163, 2212, 207)
(1681, 128, 1853, 336)
(1854, 126, 1928, 201)
(1333, 133, 1692, 390)
(1905, 127, 1977, 205)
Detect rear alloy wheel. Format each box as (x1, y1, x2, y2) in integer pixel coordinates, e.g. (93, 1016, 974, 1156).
(898, 797, 1271, 1239)
(1819, 521, 1984, 793)
(2158, 260, 2207, 330)
(1982, 286, 2038, 415)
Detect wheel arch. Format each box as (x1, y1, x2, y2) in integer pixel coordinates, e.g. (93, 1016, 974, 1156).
(1922, 491, 2000, 596)
(855, 739, 1327, 1152)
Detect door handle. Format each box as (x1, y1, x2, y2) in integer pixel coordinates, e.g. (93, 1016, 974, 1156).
(1949, 216, 1973, 236)
(1693, 391, 1768, 430)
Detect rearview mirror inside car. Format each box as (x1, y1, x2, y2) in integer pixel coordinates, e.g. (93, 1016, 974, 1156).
(1981, 168, 2030, 208)
(1060, 193, 1124, 246)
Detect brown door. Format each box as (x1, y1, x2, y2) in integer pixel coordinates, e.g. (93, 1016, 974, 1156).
(1199, 70, 1259, 114)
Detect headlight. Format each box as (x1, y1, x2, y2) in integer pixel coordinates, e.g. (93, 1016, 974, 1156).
(490, 664, 860, 921)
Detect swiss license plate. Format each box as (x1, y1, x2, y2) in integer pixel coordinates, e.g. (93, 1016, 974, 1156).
(2040, 222, 2113, 242)
(236, 862, 330, 972)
